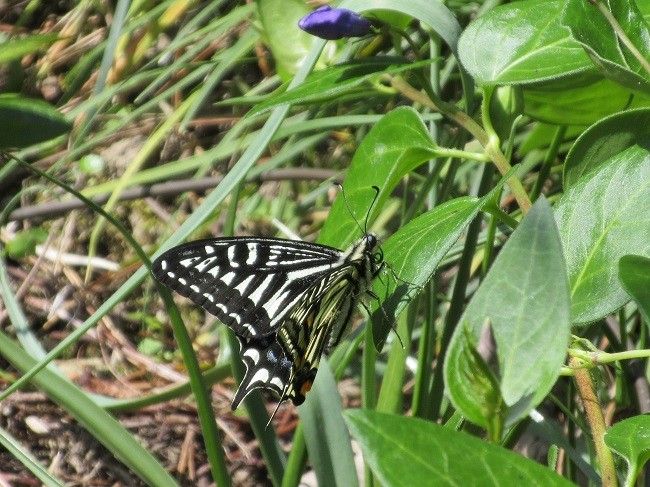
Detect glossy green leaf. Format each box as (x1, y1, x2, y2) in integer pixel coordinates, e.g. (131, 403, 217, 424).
(345, 410, 574, 486)
(255, 0, 313, 79)
(0, 94, 70, 148)
(299, 360, 358, 487)
(604, 415, 650, 487)
(248, 58, 432, 117)
(445, 198, 571, 427)
(562, 0, 650, 96)
(319, 106, 437, 248)
(619, 255, 650, 323)
(458, 0, 592, 86)
(564, 107, 650, 187)
(555, 144, 650, 324)
(371, 197, 485, 347)
(523, 78, 650, 126)
(0, 34, 58, 64)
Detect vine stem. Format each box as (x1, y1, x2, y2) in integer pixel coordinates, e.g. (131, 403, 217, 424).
(569, 357, 618, 487)
(388, 75, 532, 214)
(569, 347, 650, 365)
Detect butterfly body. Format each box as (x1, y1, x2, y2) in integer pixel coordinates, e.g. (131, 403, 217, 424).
(152, 234, 381, 408)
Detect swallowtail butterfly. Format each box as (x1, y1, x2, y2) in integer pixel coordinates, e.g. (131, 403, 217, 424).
(152, 233, 382, 409)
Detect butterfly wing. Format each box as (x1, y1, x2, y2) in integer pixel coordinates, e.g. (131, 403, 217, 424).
(152, 237, 343, 339)
(233, 263, 372, 407)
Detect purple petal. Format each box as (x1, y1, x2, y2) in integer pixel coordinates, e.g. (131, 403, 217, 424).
(298, 6, 371, 40)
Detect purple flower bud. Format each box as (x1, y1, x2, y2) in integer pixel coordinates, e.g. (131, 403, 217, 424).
(298, 5, 371, 40)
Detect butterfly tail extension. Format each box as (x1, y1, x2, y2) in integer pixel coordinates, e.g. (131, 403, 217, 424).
(231, 337, 293, 410)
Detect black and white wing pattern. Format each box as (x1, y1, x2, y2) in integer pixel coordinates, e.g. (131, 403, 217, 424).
(152, 234, 382, 407)
(152, 237, 343, 339)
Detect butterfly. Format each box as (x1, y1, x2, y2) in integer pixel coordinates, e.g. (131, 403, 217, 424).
(152, 232, 383, 409)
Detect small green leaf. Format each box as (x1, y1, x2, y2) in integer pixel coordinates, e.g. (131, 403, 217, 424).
(564, 107, 650, 187)
(344, 410, 574, 486)
(248, 58, 432, 117)
(4, 228, 48, 259)
(299, 360, 358, 487)
(555, 145, 650, 323)
(0, 94, 70, 149)
(458, 0, 592, 86)
(604, 415, 650, 487)
(619, 255, 650, 323)
(445, 197, 571, 427)
(562, 0, 650, 96)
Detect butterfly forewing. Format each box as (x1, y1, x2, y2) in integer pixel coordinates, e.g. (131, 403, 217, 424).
(152, 237, 343, 339)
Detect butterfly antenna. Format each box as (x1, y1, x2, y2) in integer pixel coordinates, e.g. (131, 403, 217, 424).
(338, 183, 365, 235)
(364, 185, 381, 235)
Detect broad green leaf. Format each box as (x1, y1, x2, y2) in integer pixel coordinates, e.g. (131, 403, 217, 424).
(445, 197, 571, 427)
(255, 0, 313, 79)
(344, 410, 574, 486)
(371, 197, 485, 347)
(564, 107, 650, 187)
(0, 94, 70, 149)
(0, 34, 58, 64)
(555, 145, 650, 323)
(248, 58, 432, 117)
(299, 361, 358, 487)
(604, 415, 650, 487)
(619, 255, 650, 323)
(319, 106, 437, 248)
(562, 0, 650, 96)
(523, 78, 650, 126)
(458, 0, 592, 85)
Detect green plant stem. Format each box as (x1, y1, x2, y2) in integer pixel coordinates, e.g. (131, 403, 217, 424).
(530, 125, 566, 201)
(434, 146, 490, 162)
(569, 347, 650, 364)
(388, 75, 532, 214)
(481, 186, 503, 277)
(591, 0, 650, 76)
(569, 357, 618, 487)
(484, 203, 518, 230)
(412, 286, 436, 418)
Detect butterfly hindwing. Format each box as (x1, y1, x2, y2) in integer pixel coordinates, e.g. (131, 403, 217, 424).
(232, 336, 292, 409)
(152, 237, 343, 339)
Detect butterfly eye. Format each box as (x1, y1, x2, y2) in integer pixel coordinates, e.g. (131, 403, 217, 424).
(365, 233, 378, 249)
